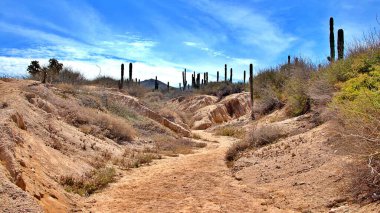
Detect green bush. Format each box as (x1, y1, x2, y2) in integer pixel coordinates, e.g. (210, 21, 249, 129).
(332, 68, 380, 142)
(285, 78, 310, 116)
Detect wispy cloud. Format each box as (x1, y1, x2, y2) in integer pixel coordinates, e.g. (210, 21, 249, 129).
(1, 0, 378, 85)
(188, 0, 297, 58)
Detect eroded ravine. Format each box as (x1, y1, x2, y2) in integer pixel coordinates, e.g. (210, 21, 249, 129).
(83, 131, 293, 213)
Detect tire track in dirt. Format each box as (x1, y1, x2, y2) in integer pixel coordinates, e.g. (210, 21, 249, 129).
(84, 130, 293, 213)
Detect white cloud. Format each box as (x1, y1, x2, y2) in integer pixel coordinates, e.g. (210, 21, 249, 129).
(189, 0, 297, 56)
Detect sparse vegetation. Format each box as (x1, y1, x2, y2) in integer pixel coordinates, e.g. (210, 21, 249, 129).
(225, 125, 282, 162)
(215, 126, 245, 139)
(197, 82, 244, 99)
(114, 149, 161, 169)
(60, 167, 116, 196)
(154, 136, 206, 156)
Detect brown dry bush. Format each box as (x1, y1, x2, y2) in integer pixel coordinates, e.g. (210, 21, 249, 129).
(72, 109, 136, 143)
(144, 91, 164, 102)
(60, 167, 116, 196)
(154, 136, 206, 156)
(90, 76, 119, 88)
(197, 82, 244, 100)
(215, 126, 246, 139)
(58, 67, 86, 84)
(225, 125, 282, 162)
(36, 88, 136, 143)
(115, 149, 161, 169)
(252, 58, 315, 118)
(126, 84, 149, 98)
(55, 83, 78, 94)
(350, 154, 380, 203)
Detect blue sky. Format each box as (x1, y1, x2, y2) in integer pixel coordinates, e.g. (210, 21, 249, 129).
(0, 0, 378, 84)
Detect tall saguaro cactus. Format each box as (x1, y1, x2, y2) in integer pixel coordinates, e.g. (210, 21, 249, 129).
(196, 73, 200, 88)
(155, 76, 158, 90)
(224, 64, 227, 82)
(329, 17, 335, 62)
(129, 63, 133, 82)
(230, 68, 233, 83)
(182, 69, 187, 91)
(217, 71, 219, 82)
(243, 70, 246, 85)
(337, 29, 344, 60)
(288, 55, 291, 65)
(192, 73, 195, 88)
(249, 64, 254, 108)
(119, 63, 124, 89)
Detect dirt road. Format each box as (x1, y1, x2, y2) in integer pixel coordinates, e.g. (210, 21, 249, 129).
(84, 131, 292, 213)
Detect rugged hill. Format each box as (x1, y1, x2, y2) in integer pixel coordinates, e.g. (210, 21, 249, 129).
(0, 78, 379, 212)
(0, 79, 200, 212)
(140, 78, 174, 90)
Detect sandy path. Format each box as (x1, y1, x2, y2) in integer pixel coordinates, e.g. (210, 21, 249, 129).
(84, 130, 293, 213)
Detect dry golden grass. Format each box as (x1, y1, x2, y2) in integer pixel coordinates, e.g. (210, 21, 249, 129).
(225, 125, 282, 162)
(113, 149, 162, 169)
(153, 135, 206, 156)
(215, 126, 245, 139)
(60, 167, 116, 196)
(70, 107, 136, 143)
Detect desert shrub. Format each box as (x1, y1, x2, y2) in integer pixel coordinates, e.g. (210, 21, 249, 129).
(58, 67, 86, 84)
(60, 167, 116, 196)
(251, 58, 314, 117)
(284, 60, 315, 116)
(215, 126, 245, 139)
(328, 32, 380, 204)
(252, 94, 284, 117)
(332, 68, 380, 143)
(143, 91, 164, 102)
(225, 141, 250, 162)
(350, 154, 380, 203)
(126, 84, 149, 98)
(55, 83, 79, 95)
(154, 136, 206, 156)
(253, 67, 285, 100)
(107, 100, 140, 122)
(225, 125, 282, 162)
(65, 107, 136, 143)
(285, 78, 311, 116)
(90, 76, 119, 88)
(247, 125, 283, 148)
(78, 94, 104, 110)
(116, 149, 161, 169)
(197, 82, 244, 99)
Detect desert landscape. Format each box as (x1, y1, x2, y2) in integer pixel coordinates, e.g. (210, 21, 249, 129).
(1, 1, 380, 213)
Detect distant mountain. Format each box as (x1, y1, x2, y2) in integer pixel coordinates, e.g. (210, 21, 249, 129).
(140, 79, 177, 90)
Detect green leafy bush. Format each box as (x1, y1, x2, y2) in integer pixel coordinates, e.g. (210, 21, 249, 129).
(332, 68, 380, 142)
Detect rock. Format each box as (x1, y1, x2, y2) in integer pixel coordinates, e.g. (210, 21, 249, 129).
(15, 173, 26, 191)
(11, 112, 27, 130)
(36, 99, 56, 114)
(18, 160, 26, 167)
(189, 93, 252, 130)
